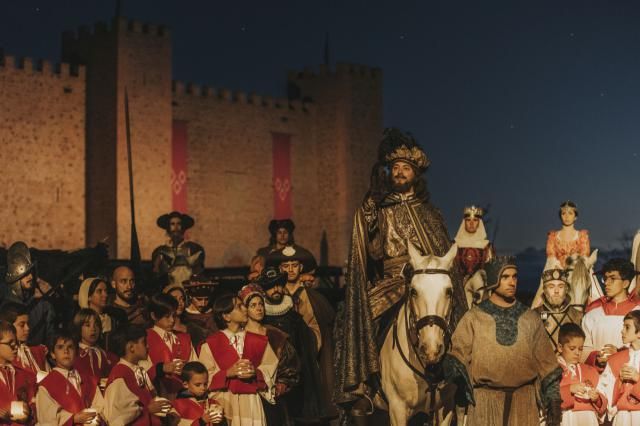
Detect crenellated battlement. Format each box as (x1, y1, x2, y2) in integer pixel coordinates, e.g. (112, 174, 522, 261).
(287, 62, 382, 81)
(0, 54, 85, 79)
(172, 80, 313, 113)
(62, 16, 169, 43)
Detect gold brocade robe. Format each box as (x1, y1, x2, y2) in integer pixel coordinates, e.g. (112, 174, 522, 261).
(333, 192, 468, 403)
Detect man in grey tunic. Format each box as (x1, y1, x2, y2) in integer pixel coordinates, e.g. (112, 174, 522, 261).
(450, 256, 563, 425)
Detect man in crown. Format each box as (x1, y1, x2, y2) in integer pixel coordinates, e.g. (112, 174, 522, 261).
(151, 211, 205, 275)
(454, 205, 495, 277)
(334, 128, 468, 417)
(534, 268, 584, 352)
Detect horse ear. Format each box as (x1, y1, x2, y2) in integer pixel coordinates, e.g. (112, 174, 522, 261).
(588, 249, 598, 268)
(187, 251, 203, 267)
(407, 241, 424, 269)
(441, 243, 458, 269)
(162, 251, 176, 265)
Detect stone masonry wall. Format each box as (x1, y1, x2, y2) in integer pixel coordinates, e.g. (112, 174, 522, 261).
(0, 55, 85, 249)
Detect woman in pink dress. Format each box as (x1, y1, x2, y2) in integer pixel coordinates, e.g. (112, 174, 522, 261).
(532, 201, 591, 308)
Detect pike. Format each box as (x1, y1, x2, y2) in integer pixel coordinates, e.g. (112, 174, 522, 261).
(125, 88, 142, 266)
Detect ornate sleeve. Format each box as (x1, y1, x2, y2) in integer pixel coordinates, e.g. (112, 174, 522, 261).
(531, 316, 562, 407)
(546, 231, 557, 259)
(579, 230, 590, 257)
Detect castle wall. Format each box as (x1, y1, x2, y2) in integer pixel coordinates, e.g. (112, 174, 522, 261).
(172, 85, 322, 266)
(0, 55, 86, 249)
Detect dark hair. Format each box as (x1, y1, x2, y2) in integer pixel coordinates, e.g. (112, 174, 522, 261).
(213, 293, 237, 330)
(602, 258, 636, 282)
(181, 361, 208, 382)
(558, 323, 585, 345)
(624, 311, 640, 334)
(0, 321, 16, 340)
(110, 325, 146, 358)
(0, 303, 28, 324)
(71, 309, 102, 343)
(268, 230, 295, 247)
(558, 201, 579, 219)
(88, 277, 109, 298)
(149, 293, 178, 321)
(46, 329, 77, 354)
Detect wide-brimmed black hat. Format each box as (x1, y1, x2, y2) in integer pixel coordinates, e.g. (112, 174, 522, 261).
(268, 219, 295, 236)
(256, 267, 287, 291)
(183, 274, 218, 297)
(265, 244, 317, 272)
(157, 211, 195, 231)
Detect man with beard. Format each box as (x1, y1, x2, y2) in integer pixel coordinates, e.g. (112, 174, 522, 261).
(334, 128, 468, 416)
(454, 205, 495, 277)
(109, 265, 149, 328)
(450, 257, 562, 426)
(1, 241, 56, 346)
(151, 211, 205, 275)
(258, 267, 328, 423)
(182, 275, 218, 348)
(534, 268, 584, 352)
(257, 219, 295, 258)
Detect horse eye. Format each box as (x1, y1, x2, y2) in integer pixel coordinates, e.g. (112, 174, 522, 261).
(410, 288, 417, 298)
(446, 288, 453, 297)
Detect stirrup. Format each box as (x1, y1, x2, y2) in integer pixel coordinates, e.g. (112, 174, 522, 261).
(350, 394, 375, 417)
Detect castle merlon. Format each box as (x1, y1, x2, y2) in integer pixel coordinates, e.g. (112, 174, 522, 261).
(0, 54, 85, 79)
(61, 16, 169, 43)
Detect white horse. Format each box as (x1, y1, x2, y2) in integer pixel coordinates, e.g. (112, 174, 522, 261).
(463, 269, 488, 307)
(377, 243, 459, 426)
(164, 250, 203, 288)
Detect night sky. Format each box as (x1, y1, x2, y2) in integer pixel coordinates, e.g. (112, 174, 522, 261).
(2, 1, 639, 253)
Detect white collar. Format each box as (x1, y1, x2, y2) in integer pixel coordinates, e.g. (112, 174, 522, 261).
(265, 294, 294, 316)
(454, 219, 490, 249)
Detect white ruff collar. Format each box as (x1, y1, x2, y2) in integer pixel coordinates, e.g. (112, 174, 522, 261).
(265, 295, 294, 316)
(454, 219, 490, 249)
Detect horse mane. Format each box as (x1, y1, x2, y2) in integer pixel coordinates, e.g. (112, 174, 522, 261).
(568, 255, 591, 304)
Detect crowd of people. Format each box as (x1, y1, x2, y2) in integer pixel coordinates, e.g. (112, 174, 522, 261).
(0, 127, 638, 426)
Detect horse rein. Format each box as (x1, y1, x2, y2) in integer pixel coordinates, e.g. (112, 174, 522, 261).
(392, 267, 453, 385)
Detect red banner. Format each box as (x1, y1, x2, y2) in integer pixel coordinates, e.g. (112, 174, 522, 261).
(272, 132, 292, 219)
(171, 121, 188, 212)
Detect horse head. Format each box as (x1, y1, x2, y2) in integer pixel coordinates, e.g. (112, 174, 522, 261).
(407, 242, 457, 365)
(165, 250, 203, 287)
(464, 269, 489, 307)
(565, 249, 598, 308)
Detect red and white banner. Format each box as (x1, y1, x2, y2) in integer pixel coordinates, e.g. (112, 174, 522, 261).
(171, 120, 188, 212)
(272, 132, 292, 219)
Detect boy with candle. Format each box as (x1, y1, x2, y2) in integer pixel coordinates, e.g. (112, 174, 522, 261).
(170, 361, 225, 425)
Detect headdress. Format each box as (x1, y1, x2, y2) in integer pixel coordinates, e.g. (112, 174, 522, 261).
(265, 244, 318, 272)
(78, 277, 107, 309)
(156, 211, 195, 231)
(5, 242, 36, 284)
(542, 268, 569, 285)
(238, 283, 265, 306)
(183, 274, 218, 297)
(379, 128, 430, 172)
(463, 205, 484, 219)
(484, 256, 517, 290)
(559, 200, 578, 215)
(255, 267, 287, 291)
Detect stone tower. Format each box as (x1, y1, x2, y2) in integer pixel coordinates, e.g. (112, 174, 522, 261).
(62, 17, 172, 258)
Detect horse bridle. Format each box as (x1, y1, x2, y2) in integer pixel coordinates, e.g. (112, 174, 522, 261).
(393, 267, 453, 384)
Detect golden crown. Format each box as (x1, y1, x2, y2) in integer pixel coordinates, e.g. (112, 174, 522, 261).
(542, 268, 569, 284)
(463, 205, 484, 218)
(385, 145, 430, 170)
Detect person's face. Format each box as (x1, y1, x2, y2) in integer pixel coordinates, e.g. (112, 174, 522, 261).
(280, 261, 302, 283)
(621, 319, 640, 344)
(0, 331, 18, 364)
(560, 208, 576, 227)
(13, 314, 30, 343)
(558, 336, 584, 364)
(169, 289, 186, 315)
(51, 338, 76, 369)
(464, 217, 480, 234)
(112, 267, 136, 302)
(169, 217, 184, 236)
(89, 281, 109, 311)
(154, 311, 177, 332)
(81, 315, 101, 346)
(543, 281, 567, 307)
(191, 296, 210, 313)
(223, 297, 248, 326)
(276, 228, 289, 246)
(247, 296, 265, 322)
(265, 286, 285, 303)
(603, 271, 629, 299)
(184, 372, 209, 397)
(391, 161, 416, 192)
(19, 273, 34, 291)
(129, 336, 149, 361)
(494, 267, 518, 300)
